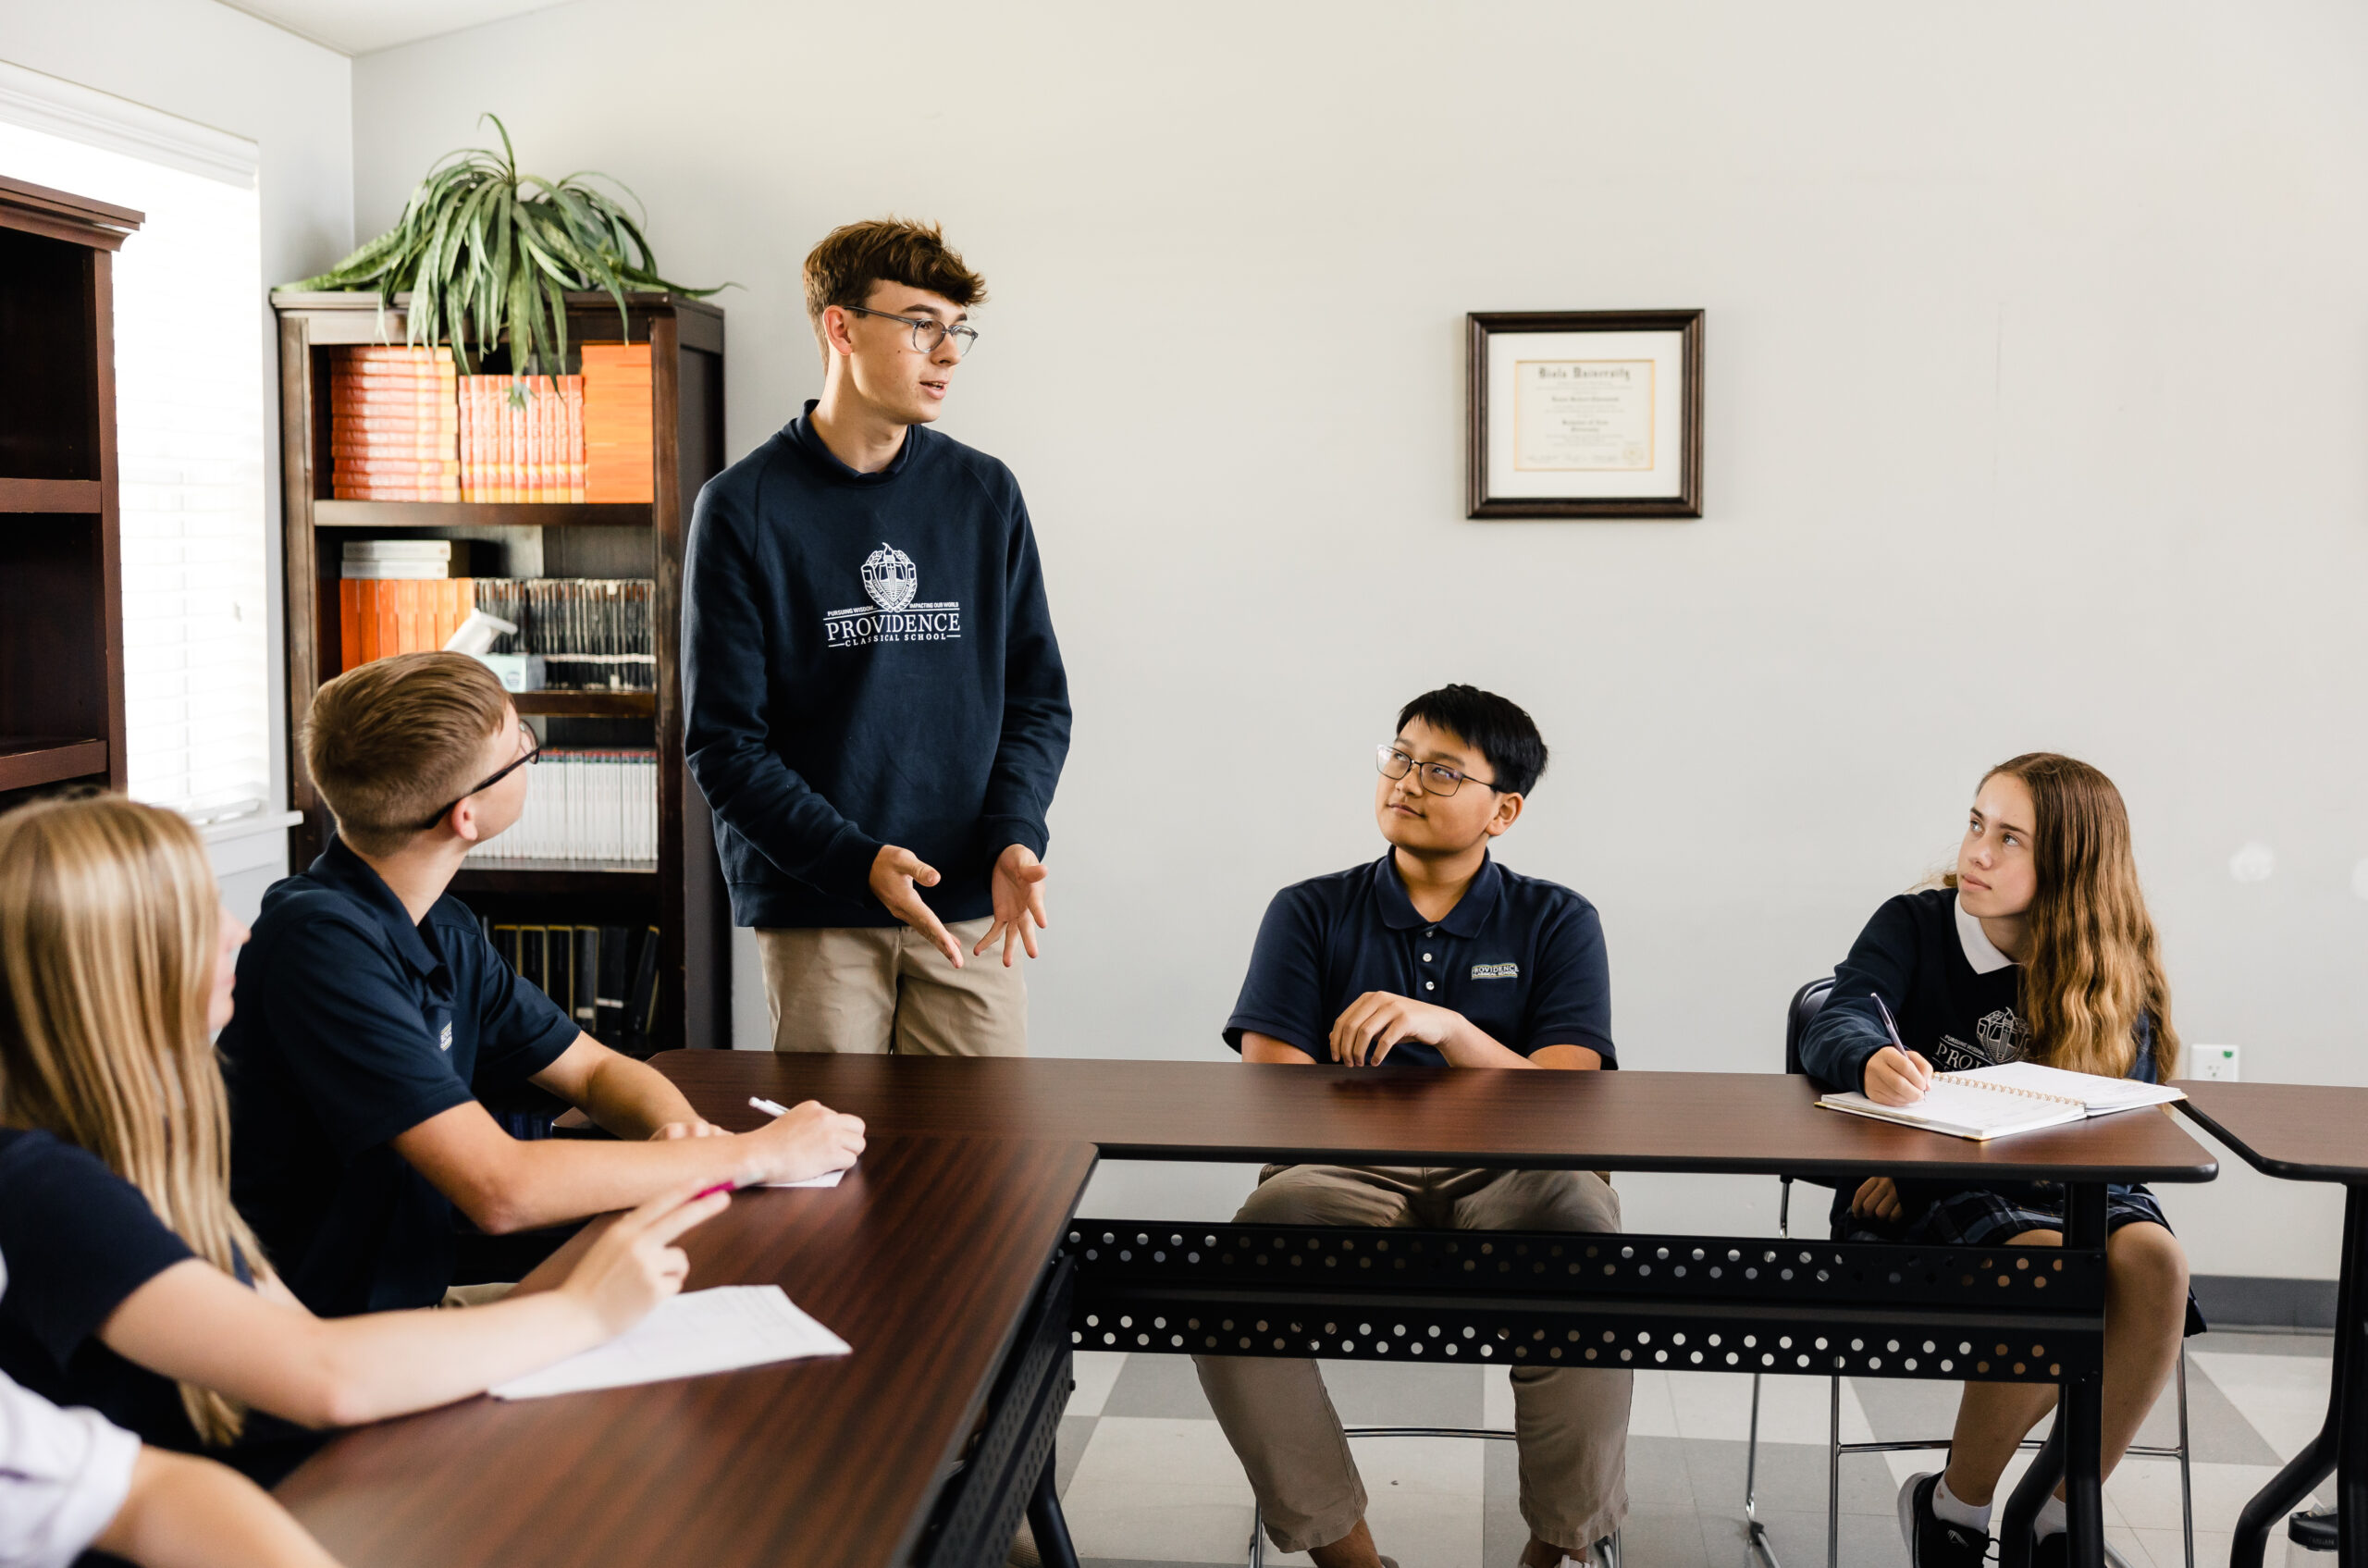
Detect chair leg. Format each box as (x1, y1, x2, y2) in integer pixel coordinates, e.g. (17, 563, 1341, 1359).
(2175, 1344, 2196, 1568)
(1828, 1375, 1844, 1568)
(1745, 1373, 1783, 1568)
(1245, 1512, 1263, 1568)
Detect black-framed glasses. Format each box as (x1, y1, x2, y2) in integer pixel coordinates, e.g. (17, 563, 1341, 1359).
(1376, 744, 1507, 798)
(841, 304, 979, 360)
(418, 721, 539, 830)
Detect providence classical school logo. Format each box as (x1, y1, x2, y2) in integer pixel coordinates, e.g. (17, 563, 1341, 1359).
(860, 544, 919, 611)
(1976, 1007, 2030, 1061)
(824, 542, 963, 650)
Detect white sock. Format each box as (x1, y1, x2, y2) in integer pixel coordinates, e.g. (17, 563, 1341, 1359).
(1932, 1474, 1992, 1531)
(2035, 1497, 2067, 1538)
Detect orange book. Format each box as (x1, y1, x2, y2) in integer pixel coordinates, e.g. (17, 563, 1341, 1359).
(564, 376, 585, 501)
(583, 345, 654, 503)
(352, 581, 378, 663)
(339, 579, 362, 672)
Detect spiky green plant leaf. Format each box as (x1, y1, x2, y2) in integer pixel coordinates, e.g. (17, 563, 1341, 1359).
(285, 114, 727, 375)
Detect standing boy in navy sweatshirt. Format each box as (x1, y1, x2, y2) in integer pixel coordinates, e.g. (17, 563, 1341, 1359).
(684, 219, 1070, 1056)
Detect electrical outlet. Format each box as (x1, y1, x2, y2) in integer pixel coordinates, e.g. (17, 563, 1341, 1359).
(2190, 1044, 2240, 1082)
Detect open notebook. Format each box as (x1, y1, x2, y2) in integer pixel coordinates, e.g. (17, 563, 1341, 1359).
(1817, 1060, 2185, 1142)
(490, 1286, 849, 1400)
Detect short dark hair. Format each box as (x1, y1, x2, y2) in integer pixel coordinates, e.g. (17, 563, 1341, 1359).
(1395, 685, 1548, 796)
(802, 217, 986, 322)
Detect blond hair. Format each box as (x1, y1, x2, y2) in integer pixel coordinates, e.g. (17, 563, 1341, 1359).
(0, 793, 266, 1445)
(303, 651, 512, 855)
(1979, 753, 2180, 1080)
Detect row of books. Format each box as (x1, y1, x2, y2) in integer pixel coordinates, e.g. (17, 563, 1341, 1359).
(484, 921, 661, 1053)
(472, 578, 656, 692)
(329, 347, 459, 501)
(339, 576, 478, 668)
(324, 343, 655, 504)
(464, 749, 658, 863)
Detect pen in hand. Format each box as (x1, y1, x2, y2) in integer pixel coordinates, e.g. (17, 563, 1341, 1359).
(1868, 994, 1935, 1105)
(750, 1096, 791, 1118)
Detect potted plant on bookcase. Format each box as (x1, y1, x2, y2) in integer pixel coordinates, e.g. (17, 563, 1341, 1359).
(283, 113, 722, 374)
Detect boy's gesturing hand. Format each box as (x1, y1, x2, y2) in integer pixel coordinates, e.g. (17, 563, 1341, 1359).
(1328, 991, 1469, 1067)
(744, 1099, 867, 1184)
(870, 844, 963, 967)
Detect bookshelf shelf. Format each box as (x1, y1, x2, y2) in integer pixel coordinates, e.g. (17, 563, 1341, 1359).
(0, 177, 140, 810)
(314, 500, 652, 529)
(275, 289, 728, 1052)
(512, 691, 657, 719)
(0, 737, 109, 793)
(0, 478, 104, 513)
(454, 860, 658, 895)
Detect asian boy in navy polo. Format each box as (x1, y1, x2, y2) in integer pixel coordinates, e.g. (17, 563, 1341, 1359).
(219, 654, 864, 1317)
(1196, 685, 1630, 1568)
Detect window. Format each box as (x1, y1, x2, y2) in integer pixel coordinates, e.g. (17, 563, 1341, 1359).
(0, 64, 271, 825)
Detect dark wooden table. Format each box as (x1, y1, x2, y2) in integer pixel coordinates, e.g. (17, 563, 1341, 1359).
(2174, 1081, 2368, 1568)
(657, 1054, 2219, 1568)
(277, 1133, 1096, 1568)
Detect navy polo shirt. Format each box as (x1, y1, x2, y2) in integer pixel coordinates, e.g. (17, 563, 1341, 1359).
(218, 838, 580, 1316)
(1225, 852, 1616, 1068)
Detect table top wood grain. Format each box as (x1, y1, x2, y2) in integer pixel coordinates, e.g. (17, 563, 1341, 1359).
(661, 1054, 2219, 1185)
(276, 1133, 1097, 1568)
(2172, 1080, 2368, 1183)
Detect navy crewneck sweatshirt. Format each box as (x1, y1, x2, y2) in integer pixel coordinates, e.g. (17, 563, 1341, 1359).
(684, 402, 1070, 929)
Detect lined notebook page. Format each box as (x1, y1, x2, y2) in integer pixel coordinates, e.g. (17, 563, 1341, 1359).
(1817, 1079, 2088, 1141)
(1955, 1061, 2184, 1115)
(490, 1286, 849, 1401)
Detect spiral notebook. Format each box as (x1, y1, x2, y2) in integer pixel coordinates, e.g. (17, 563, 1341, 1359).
(1817, 1061, 2184, 1142)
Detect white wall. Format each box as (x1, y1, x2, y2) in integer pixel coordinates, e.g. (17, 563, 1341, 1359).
(353, 0, 2368, 1278)
(0, 0, 352, 920)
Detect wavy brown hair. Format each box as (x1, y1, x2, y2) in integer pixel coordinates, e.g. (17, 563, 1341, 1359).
(1980, 753, 2179, 1080)
(0, 793, 265, 1445)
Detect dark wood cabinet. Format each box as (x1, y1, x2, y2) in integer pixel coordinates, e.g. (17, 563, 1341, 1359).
(0, 176, 141, 809)
(270, 290, 729, 1051)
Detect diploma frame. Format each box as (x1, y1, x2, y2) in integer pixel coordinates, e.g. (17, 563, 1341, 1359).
(1465, 308, 1704, 519)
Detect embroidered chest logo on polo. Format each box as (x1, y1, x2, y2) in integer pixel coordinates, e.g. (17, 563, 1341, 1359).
(825, 541, 963, 649)
(1470, 961, 1520, 980)
(438, 1021, 454, 1052)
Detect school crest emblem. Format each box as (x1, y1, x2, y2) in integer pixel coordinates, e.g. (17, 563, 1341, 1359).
(1976, 1007, 2029, 1061)
(860, 544, 919, 611)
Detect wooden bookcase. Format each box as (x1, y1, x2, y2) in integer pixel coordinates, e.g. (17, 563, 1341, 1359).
(0, 177, 142, 810)
(270, 290, 729, 1052)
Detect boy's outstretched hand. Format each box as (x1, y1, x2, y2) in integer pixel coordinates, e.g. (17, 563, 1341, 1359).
(977, 844, 1049, 967)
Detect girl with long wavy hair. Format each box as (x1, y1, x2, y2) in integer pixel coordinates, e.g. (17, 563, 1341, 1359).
(0, 793, 728, 1488)
(1798, 754, 2192, 1568)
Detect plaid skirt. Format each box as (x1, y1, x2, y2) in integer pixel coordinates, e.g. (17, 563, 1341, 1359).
(1842, 1181, 2205, 1335)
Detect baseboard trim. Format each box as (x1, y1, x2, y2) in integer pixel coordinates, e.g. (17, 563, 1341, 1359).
(2193, 1274, 2338, 1331)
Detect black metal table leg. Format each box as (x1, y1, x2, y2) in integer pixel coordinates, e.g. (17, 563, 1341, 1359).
(1029, 1455, 1080, 1568)
(2233, 1185, 2364, 1568)
(2000, 1184, 2108, 1568)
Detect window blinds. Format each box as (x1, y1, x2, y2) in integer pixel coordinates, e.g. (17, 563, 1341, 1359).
(0, 68, 270, 825)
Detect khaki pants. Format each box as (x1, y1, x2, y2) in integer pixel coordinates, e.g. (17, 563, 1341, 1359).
(1194, 1165, 1631, 1556)
(756, 917, 1028, 1056)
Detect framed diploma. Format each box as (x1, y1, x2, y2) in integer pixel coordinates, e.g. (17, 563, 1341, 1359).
(1466, 309, 1704, 519)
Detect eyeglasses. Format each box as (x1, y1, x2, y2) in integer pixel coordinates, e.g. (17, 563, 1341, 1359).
(841, 304, 979, 360)
(417, 721, 539, 831)
(1376, 744, 1508, 798)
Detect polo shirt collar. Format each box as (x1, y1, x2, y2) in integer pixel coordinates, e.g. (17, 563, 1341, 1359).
(1954, 891, 2016, 975)
(1371, 850, 1504, 937)
(788, 399, 915, 484)
(308, 837, 446, 981)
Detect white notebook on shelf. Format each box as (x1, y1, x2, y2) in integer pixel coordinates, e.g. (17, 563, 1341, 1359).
(1818, 1061, 2183, 1142)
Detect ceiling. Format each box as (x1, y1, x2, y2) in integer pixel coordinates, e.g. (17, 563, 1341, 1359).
(218, 0, 571, 56)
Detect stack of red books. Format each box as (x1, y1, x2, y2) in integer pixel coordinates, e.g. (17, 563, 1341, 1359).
(329, 347, 460, 500)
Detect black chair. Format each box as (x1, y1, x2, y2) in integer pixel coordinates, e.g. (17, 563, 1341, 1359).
(1740, 979, 2193, 1568)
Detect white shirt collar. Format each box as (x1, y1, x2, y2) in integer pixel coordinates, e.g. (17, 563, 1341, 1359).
(1955, 892, 2016, 975)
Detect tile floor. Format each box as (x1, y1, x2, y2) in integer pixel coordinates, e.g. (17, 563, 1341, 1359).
(1047, 1329, 2336, 1568)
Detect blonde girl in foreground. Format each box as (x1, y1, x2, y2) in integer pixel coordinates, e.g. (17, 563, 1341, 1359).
(0, 794, 728, 1517)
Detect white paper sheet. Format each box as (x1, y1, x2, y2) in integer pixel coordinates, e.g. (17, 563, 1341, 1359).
(489, 1285, 849, 1400)
(763, 1165, 848, 1190)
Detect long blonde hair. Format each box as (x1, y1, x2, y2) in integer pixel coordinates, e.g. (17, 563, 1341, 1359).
(1976, 754, 2180, 1080)
(0, 794, 265, 1445)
